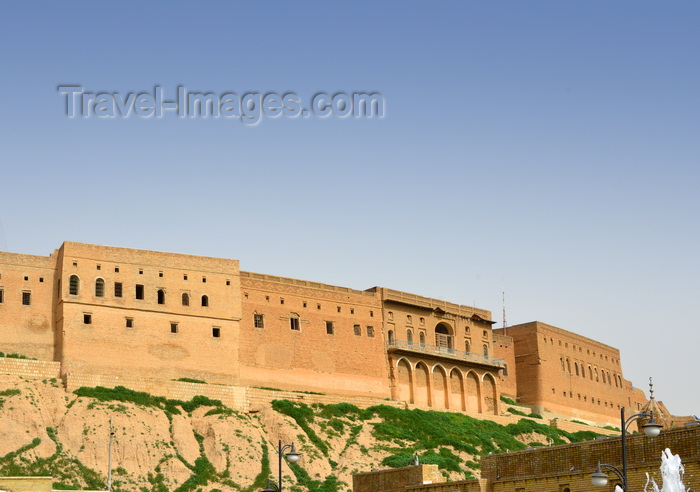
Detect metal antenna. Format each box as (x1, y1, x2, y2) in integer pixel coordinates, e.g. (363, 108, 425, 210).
(502, 291, 507, 335)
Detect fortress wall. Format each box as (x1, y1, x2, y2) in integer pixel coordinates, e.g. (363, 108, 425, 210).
(0, 356, 61, 379)
(57, 242, 242, 384)
(501, 322, 631, 422)
(0, 252, 57, 360)
(239, 273, 391, 398)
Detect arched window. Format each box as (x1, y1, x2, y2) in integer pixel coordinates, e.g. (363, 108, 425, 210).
(182, 293, 189, 306)
(388, 311, 393, 320)
(465, 326, 470, 334)
(589, 366, 593, 380)
(201, 295, 209, 307)
(575, 362, 579, 376)
(465, 340, 470, 353)
(406, 315, 412, 324)
(483, 344, 489, 357)
(407, 330, 413, 345)
(595, 368, 599, 382)
(69, 275, 79, 295)
(419, 332, 425, 346)
(608, 371, 612, 385)
(157, 289, 165, 305)
(566, 358, 571, 374)
(387, 330, 394, 344)
(95, 278, 105, 297)
(561, 358, 565, 372)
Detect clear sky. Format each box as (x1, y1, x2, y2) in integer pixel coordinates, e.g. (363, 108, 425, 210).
(1, 2, 698, 418)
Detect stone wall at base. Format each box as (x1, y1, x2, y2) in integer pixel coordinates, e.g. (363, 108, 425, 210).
(0, 476, 53, 492)
(0, 357, 61, 379)
(64, 372, 248, 411)
(246, 387, 405, 411)
(354, 465, 444, 492)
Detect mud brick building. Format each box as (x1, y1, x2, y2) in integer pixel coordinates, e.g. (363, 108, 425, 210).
(0, 242, 654, 424)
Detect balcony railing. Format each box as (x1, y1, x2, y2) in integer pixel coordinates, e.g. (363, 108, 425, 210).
(386, 339, 505, 368)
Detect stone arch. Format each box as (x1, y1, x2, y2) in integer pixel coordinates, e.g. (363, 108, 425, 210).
(396, 358, 413, 404)
(435, 322, 453, 349)
(465, 370, 480, 413)
(432, 365, 448, 409)
(482, 373, 498, 415)
(414, 362, 430, 407)
(449, 368, 465, 411)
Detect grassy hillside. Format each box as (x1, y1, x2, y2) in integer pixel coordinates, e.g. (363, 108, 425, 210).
(0, 376, 605, 492)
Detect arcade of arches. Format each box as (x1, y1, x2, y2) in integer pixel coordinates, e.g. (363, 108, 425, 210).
(391, 356, 500, 415)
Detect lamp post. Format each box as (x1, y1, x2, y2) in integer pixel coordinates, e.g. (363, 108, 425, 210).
(590, 407, 662, 491)
(262, 440, 300, 492)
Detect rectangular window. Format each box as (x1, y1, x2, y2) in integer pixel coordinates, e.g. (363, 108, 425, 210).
(170, 323, 178, 334)
(83, 314, 92, 325)
(0, 289, 3, 304)
(326, 321, 334, 335)
(135, 284, 144, 300)
(114, 266, 120, 273)
(22, 291, 31, 306)
(114, 282, 123, 298)
(367, 326, 375, 337)
(254, 314, 264, 328)
(126, 318, 133, 328)
(212, 326, 221, 338)
(354, 324, 361, 336)
(290, 317, 300, 331)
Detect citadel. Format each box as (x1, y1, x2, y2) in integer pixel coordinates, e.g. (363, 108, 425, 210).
(0, 241, 667, 426)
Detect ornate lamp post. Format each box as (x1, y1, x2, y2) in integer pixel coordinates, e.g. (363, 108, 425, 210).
(262, 440, 301, 492)
(590, 407, 662, 491)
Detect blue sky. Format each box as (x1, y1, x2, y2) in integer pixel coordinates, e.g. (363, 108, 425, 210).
(1, 2, 699, 418)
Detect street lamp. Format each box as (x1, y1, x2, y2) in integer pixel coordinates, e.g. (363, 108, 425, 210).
(261, 440, 301, 492)
(590, 407, 662, 491)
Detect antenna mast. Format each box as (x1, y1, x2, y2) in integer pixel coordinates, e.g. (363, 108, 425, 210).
(502, 291, 507, 335)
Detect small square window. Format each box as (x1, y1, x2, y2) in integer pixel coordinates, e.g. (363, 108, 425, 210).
(337, 306, 341, 313)
(317, 303, 321, 310)
(367, 326, 375, 337)
(265, 296, 270, 302)
(96, 264, 101, 270)
(212, 327, 221, 338)
(24, 276, 29, 281)
(39, 277, 44, 283)
(115, 266, 120, 273)
(22, 291, 31, 305)
(280, 298, 284, 305)
(202, 276, 206, 283)
(350, 308, 354, 315)
(159, 271, 163, 278)
(139, 269, 143, 275)
(303, 301, 307, 308)
(83, 314, 92, 324)
(370, 310, 374, 317)
(73, 261, 78, 267)
(226, 279, 230, 286)
(171, 323, 178, 334)
(184, 274, 188, 280)
(354, 324, 361, 336)
(326, 321, 334, 335)
(126, 318, 133, 328)
(254, 314, 264, 328)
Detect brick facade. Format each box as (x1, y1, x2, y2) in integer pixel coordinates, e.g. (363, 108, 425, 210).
(0, 242, 655, 423)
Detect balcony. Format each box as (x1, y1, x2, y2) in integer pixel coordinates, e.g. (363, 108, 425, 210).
(386, 340, 505, 369)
